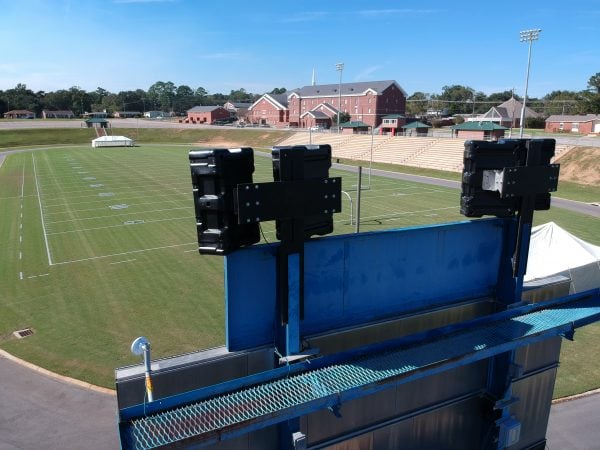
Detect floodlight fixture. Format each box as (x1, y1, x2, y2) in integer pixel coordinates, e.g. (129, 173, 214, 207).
(518, 28, 542, 138)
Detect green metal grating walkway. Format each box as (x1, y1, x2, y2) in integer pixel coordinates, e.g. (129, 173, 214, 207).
(121, 296, 600, 449)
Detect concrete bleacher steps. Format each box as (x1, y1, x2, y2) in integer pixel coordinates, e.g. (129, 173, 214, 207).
(277, 133, 571, 174)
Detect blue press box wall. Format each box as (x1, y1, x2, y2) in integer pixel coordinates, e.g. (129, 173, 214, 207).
(225, 218, 509, 351)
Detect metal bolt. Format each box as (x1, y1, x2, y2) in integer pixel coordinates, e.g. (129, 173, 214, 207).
(246, 219, 250, 223)
(324, 194, 328, 199)
(255, 201, 260, 205)
(255, 185, 259, 189)
(324, 209, 328, 213)
(245, 185, 250, 190)
(324, 179, 328, 183)
(256, 217, 260, 221)
(246, 202, 250, 207)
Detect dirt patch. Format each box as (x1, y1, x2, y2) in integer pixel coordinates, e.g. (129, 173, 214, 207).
(555, 147, 600, 185)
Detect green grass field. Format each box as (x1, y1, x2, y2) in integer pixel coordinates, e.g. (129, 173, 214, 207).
(0, 144, 599, 396)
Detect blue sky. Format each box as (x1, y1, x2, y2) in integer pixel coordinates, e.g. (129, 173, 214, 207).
(0, 0, 598, 98)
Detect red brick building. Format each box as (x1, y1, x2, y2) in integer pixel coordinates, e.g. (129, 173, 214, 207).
(545, 114, 600, 134)
(246, 94, 289, 126)
(186, 106, 230, 124)
(247, 80, 406, 129)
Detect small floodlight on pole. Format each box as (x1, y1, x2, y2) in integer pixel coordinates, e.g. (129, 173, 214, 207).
(518, 28, 542, 138)
(336, 63, 344, 134)
(131, 336, 154, 402)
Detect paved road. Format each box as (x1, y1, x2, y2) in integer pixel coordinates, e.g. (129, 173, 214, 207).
(0, 353, 118, 450)
(1, 351, 598, 449)
(547, 392, 600, 449)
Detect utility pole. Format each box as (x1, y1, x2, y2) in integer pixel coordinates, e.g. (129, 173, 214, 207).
(519, 29, 542, 138)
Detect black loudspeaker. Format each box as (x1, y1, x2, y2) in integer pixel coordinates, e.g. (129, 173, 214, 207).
(189, 148, 260, 255)
(460, 139, 558, 218)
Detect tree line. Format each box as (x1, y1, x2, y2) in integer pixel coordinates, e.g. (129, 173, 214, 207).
(0, 82, 287, 117)
(407, 72, 600, 118)
(1, 73, 598, 118)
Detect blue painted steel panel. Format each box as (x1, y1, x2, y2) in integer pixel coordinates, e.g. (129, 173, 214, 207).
(226, 219, 507, 351)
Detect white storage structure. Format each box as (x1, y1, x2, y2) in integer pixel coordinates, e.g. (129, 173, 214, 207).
(92, 136, 135, 148)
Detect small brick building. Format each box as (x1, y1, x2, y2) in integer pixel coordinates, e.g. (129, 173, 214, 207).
(545, 114, 600, 134)
(451, 122, 507, 140)
(186, 106, 231, 124)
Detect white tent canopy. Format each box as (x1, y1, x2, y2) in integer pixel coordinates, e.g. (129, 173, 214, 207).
(92, 135, 134, 148)
(525, 222, 600, 293)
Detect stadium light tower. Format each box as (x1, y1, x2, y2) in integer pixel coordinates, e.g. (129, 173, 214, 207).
(518, 28, 542, 138)
(336, 62, 344, 134)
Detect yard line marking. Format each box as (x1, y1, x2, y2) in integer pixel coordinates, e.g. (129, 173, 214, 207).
(19, 252, 22, 260)
(19, 235, 22, 243)
(27, 273, 50, 279)
(19, 272, 24, 280)
(53, 242, 196, 266)
(109, 259, 137, 265)
(183, 249, 198, 253)
(46, 215, 192, 235)
(32, 154, 54, 266)
(45, 206, 190, 225)
(20, 223, 22, 230)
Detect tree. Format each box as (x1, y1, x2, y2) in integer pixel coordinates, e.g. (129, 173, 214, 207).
(437, 85, 482, 115)
(406, 92, 429, 117)
(583, 72, 600, 113)
(173, 85, 195, 113)
(588, 72, 600, 94)
(147, 81, 176, 111)
(269, 87, 286, 95)
(332, 112, 351, 125)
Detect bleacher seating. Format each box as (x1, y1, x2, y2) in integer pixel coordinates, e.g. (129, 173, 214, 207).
(277, 133, 572, 173)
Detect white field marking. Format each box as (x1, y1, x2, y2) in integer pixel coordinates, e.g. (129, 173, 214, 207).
(38, 184, 190, 203)
(32, 154, 53, 266)
(53, 242, 196, 266)
(109, 259, 137, 265)
(359, 206, 458, 223)
(19, 272, 23, 280)
(27, 273, 50, 279)
(19, 235, 22, 243)
(183, 248, 198, 253)
(21, 163, 25, 199)
(46, 215, 192, 235)
(19, 252, 22, 259)
(43, 199, 188, 216)
(20, 212, 23, 219)
(45, 206, 190, 225)
(20, 223, 22, 230)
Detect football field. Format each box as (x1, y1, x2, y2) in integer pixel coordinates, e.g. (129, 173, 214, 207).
(0, 145, 598, 393)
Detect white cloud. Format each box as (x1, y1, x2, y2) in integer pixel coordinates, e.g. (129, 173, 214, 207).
(358, 9, 439, 17)
(281, 11, 330, 23)
(354, 65, 384, 81)
(199, 52, 247, 60)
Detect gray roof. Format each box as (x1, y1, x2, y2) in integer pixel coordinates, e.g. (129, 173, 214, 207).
(301, 110, 330, 119)
(188, 106, 226, 113)
(291, 80, 406, 98)
(225, 102, 253, 109)
(546, 114, 600, 122)
(482, 97, 539, 119)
